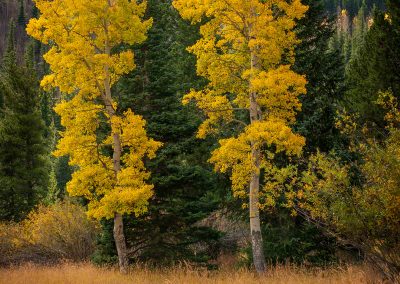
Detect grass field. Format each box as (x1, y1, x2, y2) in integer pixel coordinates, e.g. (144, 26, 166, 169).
(0, 263, 384, 284)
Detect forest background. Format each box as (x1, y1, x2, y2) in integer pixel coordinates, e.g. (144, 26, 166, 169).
(0, 0, 399, 282)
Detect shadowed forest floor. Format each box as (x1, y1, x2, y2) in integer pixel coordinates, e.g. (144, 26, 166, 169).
(0, 263, 385, 284)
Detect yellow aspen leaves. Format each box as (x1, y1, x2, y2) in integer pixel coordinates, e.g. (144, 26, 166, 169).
(173, 0, 308, 202)
(27, 0, 151, 96)
(210, 120, 304, 196)
(27, 0, 161, 220)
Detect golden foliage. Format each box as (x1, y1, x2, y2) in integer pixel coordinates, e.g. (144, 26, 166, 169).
(174, 0, 307, 201)
(27, 0, 151, 95)
(27, 0, 161, 219)
(23, 202, 99, 261)
(0, 202, 98, 263)
(210, 120, 304, 197)
(53, 100, 161, 219)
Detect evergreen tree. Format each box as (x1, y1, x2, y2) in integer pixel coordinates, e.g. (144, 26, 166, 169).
(25, 29, 72, 198)
(3, 21, 17, 69)
(350, 1, 368, 56)
(0, 22, 50, 221)
(345, 0, 400, 127)
(17, 0, 26, 27)
(295, 0, 345, 153)
(323, 0, 385, 17)
(25, 34, 69, 202)
(335, 8, 353, 65)
(95, 0, 223, 265)
(0, 20, 17, 114)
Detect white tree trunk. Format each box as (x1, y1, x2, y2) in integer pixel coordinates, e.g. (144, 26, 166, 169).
(103, 53, 129, 273)
(113, 213, 129, 274)
(249, 47, 266, 275)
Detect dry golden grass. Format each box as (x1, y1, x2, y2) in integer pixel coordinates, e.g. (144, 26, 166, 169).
(0, 262, 384, 284)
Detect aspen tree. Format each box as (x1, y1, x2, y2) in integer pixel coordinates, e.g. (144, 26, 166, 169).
(173, 0, 308, 274)
(27, 0, 161, 273)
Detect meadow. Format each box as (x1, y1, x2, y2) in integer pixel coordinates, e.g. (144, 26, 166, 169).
(0, 263, 385, 284)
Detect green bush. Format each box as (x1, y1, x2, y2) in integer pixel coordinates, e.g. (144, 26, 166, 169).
(238, 213, 337, 268)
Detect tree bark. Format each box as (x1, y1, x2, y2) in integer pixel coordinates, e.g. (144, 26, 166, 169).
(249, 50, 266, 275)
(109, 120, 129, 274)
(104, 87, 129, 274)
(113, 213, 129, 274)
(249, 144, 266, 274)
(102, 41, 129, 273)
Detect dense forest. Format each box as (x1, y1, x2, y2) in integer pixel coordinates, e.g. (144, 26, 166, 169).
(0, 0, 399, 283)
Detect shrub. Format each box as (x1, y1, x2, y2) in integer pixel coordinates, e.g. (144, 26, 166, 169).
(298, 92, 400, 280)
(0, 222, 23, 265)
(0, 201, 99, 265)
(23, 201, 99, 261)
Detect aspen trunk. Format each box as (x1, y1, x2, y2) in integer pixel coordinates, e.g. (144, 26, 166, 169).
(249, 47, 266, 275)
(102, 51, 129, 273)
(249, 112, 267, 274)
(107, 102, 129, 274)
(113, 213, 129, 274)
(249, 145, 266, 274)
(110, 127, 129, 274)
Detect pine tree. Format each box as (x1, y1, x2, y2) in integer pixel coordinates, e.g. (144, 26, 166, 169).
(3, 20, 17, 69)
(295, 0, 345, 153)
(25, 30, 68, 201)
(0, 21, 50, 221)
(351, 1, 368, 56)
(323, 0, 386, 17)
(17, 0, 26, 27)
(345, 1, 400, 127)
(94, 0, 223, 265)
(0, 18, 16, 112)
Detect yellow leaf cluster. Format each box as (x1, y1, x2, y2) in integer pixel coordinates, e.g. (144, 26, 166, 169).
(182, 89, 234, 138)
(27, 0, 151, 95)
(250, 66, 307, 123)
(173, 0, 307, 109)
(27, 0, 161, 220)
(54, 97, 161, 219)
(376, 91, 400, 129)
(174, 0, 308, 200)
(210, 120, 305, 196)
